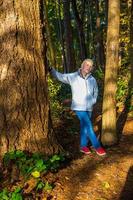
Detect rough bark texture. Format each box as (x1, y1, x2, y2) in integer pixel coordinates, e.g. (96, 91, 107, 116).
(101, 0, 120, 145)
(0, 0, 59, 156)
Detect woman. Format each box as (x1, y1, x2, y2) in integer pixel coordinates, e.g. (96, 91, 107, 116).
(49, 59, 106, 156)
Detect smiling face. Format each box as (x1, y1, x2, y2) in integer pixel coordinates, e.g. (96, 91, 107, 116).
(81, 60, 93, 77)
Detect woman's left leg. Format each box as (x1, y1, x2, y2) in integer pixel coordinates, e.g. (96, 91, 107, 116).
(83, 111, 101, 149)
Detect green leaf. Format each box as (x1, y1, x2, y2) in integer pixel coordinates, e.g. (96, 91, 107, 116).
(36, 181, 45, 191)
(32, 152, 42, 160)
(15, 150, 25, 158)
(35, 159, 44, 168)
(11, 192, 23, 200)
(43, 182, 53, 191)
(26, 166, 34, 174)
(0, 189, 9, 200)
(14, 187, 22, 194)
(50, 155, 61, 162)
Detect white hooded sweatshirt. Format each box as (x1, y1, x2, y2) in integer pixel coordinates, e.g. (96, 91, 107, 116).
(51, 68, 98, 111)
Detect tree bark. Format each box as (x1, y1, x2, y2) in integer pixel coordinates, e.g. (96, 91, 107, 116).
(95, 0, 105, 68)
(0, 0, 60, 156)
(129, 0, 133, 100)
(101, 0, 120, 145)
(57, 0, 67, 71)
(71, 0, 87, 60)
(129, 0, 133, 68)
(62, 0, 76, 72)
(43, 0, 56, 67)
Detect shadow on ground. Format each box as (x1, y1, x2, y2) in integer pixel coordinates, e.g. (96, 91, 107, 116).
(119, 165, 133, 200)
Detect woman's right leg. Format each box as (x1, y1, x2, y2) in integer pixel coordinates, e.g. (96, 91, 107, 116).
(75, 111, 88, 148)
(75, 111, 100, 148)
(75, 110, 106, 156)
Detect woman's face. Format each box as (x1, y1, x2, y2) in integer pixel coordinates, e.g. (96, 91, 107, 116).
(81, 61, 92, 75)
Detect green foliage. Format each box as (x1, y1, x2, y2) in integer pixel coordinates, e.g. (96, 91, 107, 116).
(0, 188, 23, 200)
(116, 76, 129, 102)
(48, 77, 62, 117)
(3, 150, 65, 177)
(36, 180, 54, 192)
(94, 67, 104, 80)
(43, 181, 53, 191)
(120, 2, 131, 68)
(36, 180, 45, 191)
(1, 151, 65, 199)
(48, 76, 71, 117)
(0, 181, 54, 200)
(116, 68, 132, 110)
(0, 189, 9, 200)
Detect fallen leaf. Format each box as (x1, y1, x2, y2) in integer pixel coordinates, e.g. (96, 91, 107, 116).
(102, 181, 110, 189)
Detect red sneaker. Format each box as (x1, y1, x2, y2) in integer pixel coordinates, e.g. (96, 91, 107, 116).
(80, 146, 91, 154)
(95, 147, 106, 156)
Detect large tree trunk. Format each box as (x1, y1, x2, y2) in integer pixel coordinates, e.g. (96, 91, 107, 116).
(0, 0, 60, 157)
(62, 0, 76, 72)
(101, 0, 120, 145)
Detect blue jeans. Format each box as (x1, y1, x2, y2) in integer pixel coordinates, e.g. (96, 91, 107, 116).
(75, 111, 101, 149)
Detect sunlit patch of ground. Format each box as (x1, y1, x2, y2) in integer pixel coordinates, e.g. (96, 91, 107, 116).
(51, 107, 133, 200)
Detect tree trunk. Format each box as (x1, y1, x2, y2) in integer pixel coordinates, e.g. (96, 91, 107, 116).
(129, 0, 133, 99)
(62, 0, 76, 72)
(105, 0, 109, 26)
(87, 0, 94, 58)
(101, 0, 120, 145)
(95, 0, 105, 68)
(0, 0, 60, 157)
(129, 0, 133, 67)
(43, 0, 56, 67)
(71, 0, 87, 60)
(57, 0, 67, 71)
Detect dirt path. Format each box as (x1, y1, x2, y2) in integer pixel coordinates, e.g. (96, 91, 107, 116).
(1, 108, 132, 200)
(50, 113, 133, 200)
(49, 134, 133, 200)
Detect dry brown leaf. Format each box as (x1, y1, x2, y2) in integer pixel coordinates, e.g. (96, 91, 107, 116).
(23, 177, 38, 193)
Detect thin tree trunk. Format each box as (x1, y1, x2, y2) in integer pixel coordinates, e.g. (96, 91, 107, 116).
(105, 0, 109, 26)
(129, 0, 133, 96)
(71, 0, 87, 60)
(87, 0, 95, 58)
(62, 0, 76, 72)
(95, 0, 105, 68)
(43, 0, 56, 67)
(129, 0, 133, 68)
(57, 0, 67, 71)
(0, 0, 60, 157)
(101, 0, 120, 145)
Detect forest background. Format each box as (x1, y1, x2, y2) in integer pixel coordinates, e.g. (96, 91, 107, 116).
(0, 0, 133, 199)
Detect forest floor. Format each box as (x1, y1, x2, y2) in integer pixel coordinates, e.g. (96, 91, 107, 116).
(49, 103, 133, 200)
(0, 103, 133, 200)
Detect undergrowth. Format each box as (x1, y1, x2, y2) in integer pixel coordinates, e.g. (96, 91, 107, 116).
(0, 150, 65, 200)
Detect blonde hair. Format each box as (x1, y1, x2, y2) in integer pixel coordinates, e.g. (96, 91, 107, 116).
(81, 59, 94, 71)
